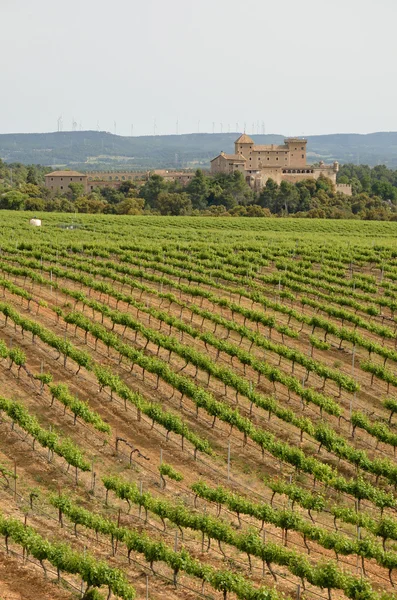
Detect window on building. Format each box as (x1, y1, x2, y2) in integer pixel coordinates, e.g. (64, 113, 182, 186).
(80, 178, 83, 181)
(302, 154, 304, 159)
(301, 147, 304, 150)
(60, 186, 63, 189)
(276, 157, 279, 161)
(267, 158, 270, 161)
(61, 178, 63, 181)
(51, 186, 53, 190)
(51, 177, 53, 181)
(70, 178, 72, 181)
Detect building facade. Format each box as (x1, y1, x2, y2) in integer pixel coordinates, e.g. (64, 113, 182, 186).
(211, 134, 351, 194)
(45, 169, 195, 194)
(45, 171, 88, 194)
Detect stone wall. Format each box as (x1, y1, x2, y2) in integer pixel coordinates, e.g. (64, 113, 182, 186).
(335, 183, 353, 196)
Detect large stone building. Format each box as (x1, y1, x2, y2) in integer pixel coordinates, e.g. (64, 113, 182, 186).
(45, 169, 195, 194)
(211, 134, 351, 194)
(45, 171, 88, 194)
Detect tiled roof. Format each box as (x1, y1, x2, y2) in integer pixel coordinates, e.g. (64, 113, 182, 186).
(223, 154, 246, 161)
(235, 134, 254, 144)
(45, 170, 86, 177)
(211, 153, 246, 162)
(254, 145, 288, 151)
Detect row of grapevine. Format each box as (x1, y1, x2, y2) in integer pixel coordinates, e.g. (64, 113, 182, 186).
(50, 493, 282, 600)
(0, 396, 90, 476)
(102, 474, 386, 600)
(0, 301, 212, 457)
(190, 480, 397, 567)
(0, 254, 361, 396)
(0, 512, 135, 599)
(63, 307, 397, 491)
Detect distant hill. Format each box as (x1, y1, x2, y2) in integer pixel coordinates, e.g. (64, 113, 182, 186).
(2, 130, 397, 170)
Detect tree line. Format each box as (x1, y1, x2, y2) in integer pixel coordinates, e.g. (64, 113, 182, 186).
(2, 158, 397, 219)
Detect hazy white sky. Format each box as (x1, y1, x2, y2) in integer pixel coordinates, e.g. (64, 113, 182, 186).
(1, 0, 396, 136)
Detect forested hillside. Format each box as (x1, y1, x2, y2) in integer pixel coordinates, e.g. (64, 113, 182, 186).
(2, 131, 397, 169)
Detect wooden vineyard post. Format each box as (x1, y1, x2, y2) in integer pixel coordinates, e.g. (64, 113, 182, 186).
(262, 529, 266, 576)
(146, 575, 149, 600)
(173, 531, 178, 587)
(288, 474, 292, 508)
(91, 459, 96, 494)
(249, 380, 253, 415)
(350, 345, 356, 424)
(139, 481, 143, 518)
(48, 425, 52, 462)
(227, 440, 231, 481)
(13, 460, 17, 500)
(114, 509, 121, 555)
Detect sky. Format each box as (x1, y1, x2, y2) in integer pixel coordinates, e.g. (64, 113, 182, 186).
(1, 0, 396, 137)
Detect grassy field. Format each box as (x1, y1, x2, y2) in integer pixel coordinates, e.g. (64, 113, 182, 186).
(1, 213, 397, 600)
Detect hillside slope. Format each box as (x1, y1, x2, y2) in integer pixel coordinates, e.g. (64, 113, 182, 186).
(2, 130, 397, 169)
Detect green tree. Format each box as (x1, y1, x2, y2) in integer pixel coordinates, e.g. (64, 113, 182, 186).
(316, 174, 335, 194)
(25, 198, 46, 211)
(245, 204, 270, 217)
(229, 205, 247, 216)
(26, 166, 38, 185)
(139, 174, 166, 208)
(20, 183, 41, 198)
(186, 169, 210, 210)
(258, 179, 279, 209)
(154, 192, 192, 215)
(116, 197, 144, 215)
(46, 198, 75, 212)
(277, 180, 300, 214)
(118, 180, 137, 196)
(99, 187, 125, 205)
(0, 190, 27, 210)
(371, 180, 397, 201)
(75, 196, 105, 213)
(68, 182, 85, 201)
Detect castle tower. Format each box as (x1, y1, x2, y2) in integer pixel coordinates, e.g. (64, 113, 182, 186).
(284, 138, 307, 168)
(234, 133, 254, 161)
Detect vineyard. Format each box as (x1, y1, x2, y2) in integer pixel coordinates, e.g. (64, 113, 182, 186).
(2, 213, 397, 600)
